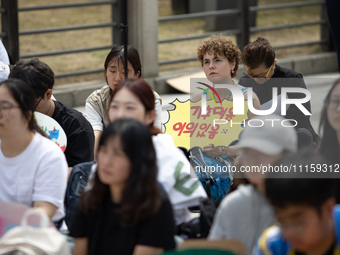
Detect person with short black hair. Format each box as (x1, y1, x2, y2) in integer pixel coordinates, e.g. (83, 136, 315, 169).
(254, 152, 339, 255)
(239, 37, 319, 149)
(9, 58, 95, 176)
(70, 119, 176, 255)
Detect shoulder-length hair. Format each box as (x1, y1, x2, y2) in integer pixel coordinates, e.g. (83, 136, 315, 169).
(319, 78, 340, 164)
(104, 45, 142, 81)
(109, 78, 162, 136)
(0, 78, 46, 137)
(79, 118, 161, 226)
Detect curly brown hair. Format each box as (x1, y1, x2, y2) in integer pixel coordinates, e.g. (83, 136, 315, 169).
(196, 35, 241, 78)
(242, 37, 275, 69)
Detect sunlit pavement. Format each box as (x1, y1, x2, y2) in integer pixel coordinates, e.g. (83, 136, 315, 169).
(74, 72, 340, 134)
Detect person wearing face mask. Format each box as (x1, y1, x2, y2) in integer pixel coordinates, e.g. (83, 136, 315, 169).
(85, 45, 162, 159)
(239, 37, 319, 149)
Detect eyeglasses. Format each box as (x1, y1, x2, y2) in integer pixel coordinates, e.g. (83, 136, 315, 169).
(36, 97, 43, 108)
(0, 102, 20, 116)
(243, 64, 273, 79)
(325, 98, 340, 111)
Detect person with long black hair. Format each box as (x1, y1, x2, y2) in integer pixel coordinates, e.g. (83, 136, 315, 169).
(69, 119, 176, 255)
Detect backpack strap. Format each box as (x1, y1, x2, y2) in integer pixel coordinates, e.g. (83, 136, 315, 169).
(205, 180, 211, 199)
(241, 87, 248, 94)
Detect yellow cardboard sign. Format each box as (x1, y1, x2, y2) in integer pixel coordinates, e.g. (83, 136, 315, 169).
(164, 99, 249, 149)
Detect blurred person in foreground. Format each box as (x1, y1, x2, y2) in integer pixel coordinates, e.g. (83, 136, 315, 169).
(209, 114, 297, 253)
(254, 152, 338, 255)
(0, 78, 67, 228)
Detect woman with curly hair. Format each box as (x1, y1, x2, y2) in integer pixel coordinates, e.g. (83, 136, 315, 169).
(193, 34, 261, 158)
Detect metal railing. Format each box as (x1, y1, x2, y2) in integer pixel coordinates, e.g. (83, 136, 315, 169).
(158, 0, 329, 66)
(0, 0, 121, 78)
(0, 0, 332, 80)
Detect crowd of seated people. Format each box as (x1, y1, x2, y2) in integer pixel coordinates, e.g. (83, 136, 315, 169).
(0, 35, 339, 255)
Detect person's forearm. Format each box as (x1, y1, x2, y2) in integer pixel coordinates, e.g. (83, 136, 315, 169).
(93, 130, 102, 162)
(226, 145, 238, 157)
(33, 201, 57, 219)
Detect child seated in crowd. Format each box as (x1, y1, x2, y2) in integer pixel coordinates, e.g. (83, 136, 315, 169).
(254, 152, 338, 255)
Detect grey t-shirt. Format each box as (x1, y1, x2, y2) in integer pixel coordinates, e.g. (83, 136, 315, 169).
(208, 184, 276, 254)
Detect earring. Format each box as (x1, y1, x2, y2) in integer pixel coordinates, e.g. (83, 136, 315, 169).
(231, 70, 235, 74)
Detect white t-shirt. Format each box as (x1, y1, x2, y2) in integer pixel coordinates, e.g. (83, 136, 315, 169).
(0, 132, 68, 222)
(85, 99, 163, 131)
(0, 40, 9, 65)
(0, 61, 9, 82)
(152, 133, 207, 225)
